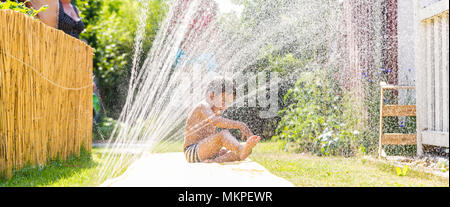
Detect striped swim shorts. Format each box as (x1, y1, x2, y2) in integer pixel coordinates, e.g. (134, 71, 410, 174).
(184, 143, 201, 163)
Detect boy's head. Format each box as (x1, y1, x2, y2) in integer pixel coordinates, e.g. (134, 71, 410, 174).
(206, 77, 236, 110)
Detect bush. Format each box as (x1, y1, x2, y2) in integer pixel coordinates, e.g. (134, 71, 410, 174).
(75, 0, 167, 118)
(272, 70, 360, 156)
(93, 117, 119, 141)
(223, 51, 310, 140)
(358, 68, 418, 155)
(0, 0, 47, 17)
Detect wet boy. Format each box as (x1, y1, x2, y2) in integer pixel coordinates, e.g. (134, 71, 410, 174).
(184, 77, 261, 163)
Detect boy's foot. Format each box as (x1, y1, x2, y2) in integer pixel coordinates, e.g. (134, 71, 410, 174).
(240, 136, 261, 160)
(218, 148, 229, 156)
(203, 159, 214, 163)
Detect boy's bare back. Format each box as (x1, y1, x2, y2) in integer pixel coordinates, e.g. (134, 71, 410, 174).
(184, 101, 217, 149)
(182, 77, 260, 163)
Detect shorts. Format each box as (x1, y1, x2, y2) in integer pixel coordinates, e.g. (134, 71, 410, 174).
(184, 143, 201, 163)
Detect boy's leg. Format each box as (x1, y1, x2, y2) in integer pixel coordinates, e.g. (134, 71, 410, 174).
(197, 130, 261, 162)
(239, 135, 261, 160)
(197, 130, 242, 161)
(205, 151, 240, 163)
(205, 135, 261, 163)
(218, 148, 229, 156)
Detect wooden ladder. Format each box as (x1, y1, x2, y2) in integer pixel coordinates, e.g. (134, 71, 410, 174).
(378, 82, 416, 158)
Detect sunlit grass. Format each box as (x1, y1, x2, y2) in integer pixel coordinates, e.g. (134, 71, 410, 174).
(250, 141, 449, 187)
(0, 140, 184, 187)
(2, 140, 447, 187)
(151, 140, 183, 153)
(0, 147, 131, 187)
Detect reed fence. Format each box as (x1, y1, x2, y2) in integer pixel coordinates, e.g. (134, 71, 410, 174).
(0, 10, 93, 178)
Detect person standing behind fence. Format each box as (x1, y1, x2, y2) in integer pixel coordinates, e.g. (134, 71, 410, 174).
(57, 0, 84, 39)
(27, 0, 84, 39)
(28, 1, 99, 122)
(27, 0, 59, 28)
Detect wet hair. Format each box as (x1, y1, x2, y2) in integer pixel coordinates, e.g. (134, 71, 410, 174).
(205, 77, 236, 99)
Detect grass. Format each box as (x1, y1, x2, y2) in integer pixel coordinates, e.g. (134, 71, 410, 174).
(1, 140, 447, 187)
(130, 140, 449, 187)
(151, 140, 183, 153)
(0, 147, 131, 187)
(250, 141, 449, 187)
(0, 141, 183, 187)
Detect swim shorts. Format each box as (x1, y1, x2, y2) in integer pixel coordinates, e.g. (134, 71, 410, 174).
(184, 143, 201, 163)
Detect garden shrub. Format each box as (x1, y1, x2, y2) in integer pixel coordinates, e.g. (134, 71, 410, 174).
(75, 0, 167, 118)
(219, 0, 334, 140)
(0, 0, 47, 17)
(224, 52, 307, 140)
(272, 70, 360, 156)
(93, 117, 120, 141)
(360, 71, 418, 156)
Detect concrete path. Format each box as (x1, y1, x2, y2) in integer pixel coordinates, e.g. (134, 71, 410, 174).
(101, 152, 294, 187)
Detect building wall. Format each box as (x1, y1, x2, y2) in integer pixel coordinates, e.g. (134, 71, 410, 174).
(339, 0, 399, 88)
(420, 0, 443, 8)
(397, 0, 416, 105)
(340, 0, 420, 102)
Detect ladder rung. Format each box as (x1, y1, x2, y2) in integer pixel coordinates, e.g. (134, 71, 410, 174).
(381, 133, 417, 145)
(381, 85, 416, 90)
(382, 105, 416, 117)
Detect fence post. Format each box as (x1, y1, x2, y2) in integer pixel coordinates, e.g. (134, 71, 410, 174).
(413, 0, 424, 157)
(378, 84, 384, 158)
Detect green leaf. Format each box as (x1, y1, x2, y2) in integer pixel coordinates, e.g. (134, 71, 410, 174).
(396, 167, 402, 176)
(402, 165, 409, 176)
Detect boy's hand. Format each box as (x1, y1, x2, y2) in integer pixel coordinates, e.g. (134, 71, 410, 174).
(239, 123, 254, 140)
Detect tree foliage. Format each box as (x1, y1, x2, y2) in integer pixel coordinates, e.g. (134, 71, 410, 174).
(0, 0, 47, 17)
(75, 0, 167, 118)
(223, 0, 338, 139)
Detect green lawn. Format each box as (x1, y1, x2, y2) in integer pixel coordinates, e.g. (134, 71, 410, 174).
(250, 142, 449, 187)
(0, 147, 130, 187)
(0, 141, 183, 187)
(1, 141, 447, 187)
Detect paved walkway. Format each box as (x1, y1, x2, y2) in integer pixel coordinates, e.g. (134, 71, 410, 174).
(101, 152, 294, 187)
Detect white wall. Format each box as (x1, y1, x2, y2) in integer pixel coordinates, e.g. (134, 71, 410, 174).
(420, 0, 442, 8)
(398, 0, 416, 105)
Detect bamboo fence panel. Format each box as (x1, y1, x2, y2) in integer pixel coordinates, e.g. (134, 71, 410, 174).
(0, 10, 93, 178)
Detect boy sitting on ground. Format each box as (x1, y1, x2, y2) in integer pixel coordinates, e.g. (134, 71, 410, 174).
(183, 77, 261, 163)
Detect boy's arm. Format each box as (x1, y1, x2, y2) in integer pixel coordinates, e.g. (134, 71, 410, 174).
(200, 105, 253, 140)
